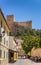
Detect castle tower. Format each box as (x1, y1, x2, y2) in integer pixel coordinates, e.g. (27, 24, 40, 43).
(6, 15, 15, 24)
(6, 15, 15, 32)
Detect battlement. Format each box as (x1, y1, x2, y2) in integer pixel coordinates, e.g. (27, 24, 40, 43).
(6, 15, 15, 23)
(6, 15, 32, 33)
(14, 21, 32, 29)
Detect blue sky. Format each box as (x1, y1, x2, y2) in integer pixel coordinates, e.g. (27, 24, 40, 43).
(0, 0, 41, 29)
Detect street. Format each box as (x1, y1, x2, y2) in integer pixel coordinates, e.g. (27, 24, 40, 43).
(8, 59, 41, 65)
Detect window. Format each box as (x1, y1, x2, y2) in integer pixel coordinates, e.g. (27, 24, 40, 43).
(0, 21, 2, 42)
(4, 38, 5, 44)
(0, 21, 1, 34)
(0, 36, 2, 42)
(0, 21, 2, 27)
(4, 51, 5, 58)
(0, 21, 1, 27)
(0, 28, 1, 34)
(6, 52, 8, 58)
(2, 26, 5, 37)
(6, 41, 8, 46)
(1, 21, 2, 27)
(16, 42, 18, 46)
(0, 50, 2, 58)
(6, 31, 8, 35)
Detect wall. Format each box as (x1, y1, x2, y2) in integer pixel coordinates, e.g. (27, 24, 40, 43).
(9, 36, 16, 51)
(15, 21, 32, 29)
(6, 15, 32, 33)
(0, 27, 9, 65)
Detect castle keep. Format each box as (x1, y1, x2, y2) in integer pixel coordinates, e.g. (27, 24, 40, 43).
(6, 15, 32, 33)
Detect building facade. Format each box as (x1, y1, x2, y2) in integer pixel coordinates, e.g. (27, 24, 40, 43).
(15, 38, 25, 57)
(0, 9, 10, 65)
(9, 36, 18, 63)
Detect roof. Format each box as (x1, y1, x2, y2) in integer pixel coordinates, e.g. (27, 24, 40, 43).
(0, 8, 10, 32)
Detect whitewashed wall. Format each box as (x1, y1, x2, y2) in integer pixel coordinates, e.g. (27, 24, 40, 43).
(9, 36, 16, 51)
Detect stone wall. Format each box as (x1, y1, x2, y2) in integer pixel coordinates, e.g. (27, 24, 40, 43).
(28, 47, 41, 58)
(15, 21, 32, 29)
(6, 15, 32, 33)
(31, 47, 41, 57)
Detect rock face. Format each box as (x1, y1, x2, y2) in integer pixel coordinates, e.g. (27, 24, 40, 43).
(31, 47, 41, 57)
(6, 15, 32, 33)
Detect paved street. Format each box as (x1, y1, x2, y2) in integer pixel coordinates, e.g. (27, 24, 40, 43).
(8, 59, 41, 65)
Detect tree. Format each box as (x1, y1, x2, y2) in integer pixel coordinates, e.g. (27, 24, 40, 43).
(22, 35, 33, 55)
(39, 38, 41, 48)
(22, 35, 40, 56)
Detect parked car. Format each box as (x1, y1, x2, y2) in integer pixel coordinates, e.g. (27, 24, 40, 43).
(30, 56, 34, 61)
(34, 56, 38, 62)
(25, 55, 31, 59)
(29, 56, 41, 62)
(32, 56, 41, 62)
(37, 57, 41, 62)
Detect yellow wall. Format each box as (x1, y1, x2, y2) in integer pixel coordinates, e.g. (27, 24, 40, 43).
(13, 52, 18, 61)
(0, 13, 10, 32)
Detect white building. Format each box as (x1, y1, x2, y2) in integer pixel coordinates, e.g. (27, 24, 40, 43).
(15, 38, 25, 56)
(9, 36, 16, 51)
(9, 36, 18, 62)
(0, 9, 10, 65)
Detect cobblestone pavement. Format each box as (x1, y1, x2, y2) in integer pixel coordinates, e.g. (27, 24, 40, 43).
(8, 59, 41, 65)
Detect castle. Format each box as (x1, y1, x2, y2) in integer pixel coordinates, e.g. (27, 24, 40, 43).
(6, 15, 32, 33)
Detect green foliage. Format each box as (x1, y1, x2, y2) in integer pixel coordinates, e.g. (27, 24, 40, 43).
(22, 35, 40, 54)
(13, 27, 41, 55)
(39, 38, 41, 48)
(14, 27, 41, 37)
